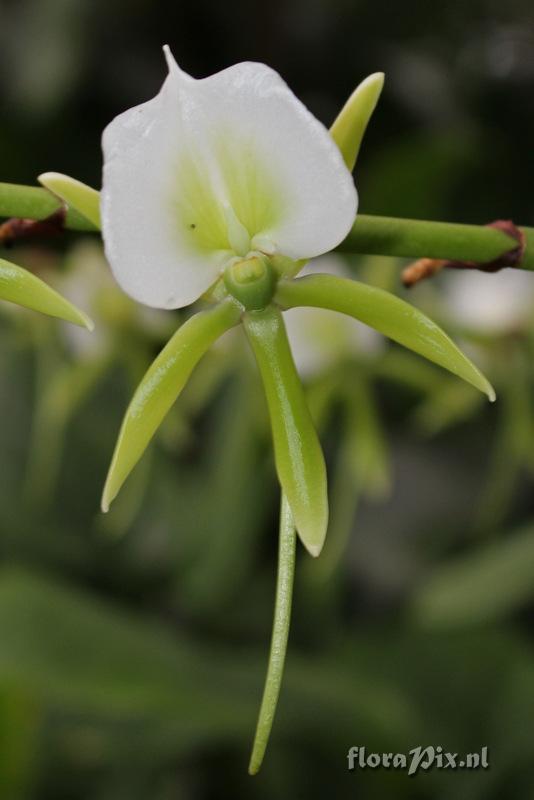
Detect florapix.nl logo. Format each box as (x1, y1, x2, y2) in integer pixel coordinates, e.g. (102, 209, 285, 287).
(347, 746, 489, 776)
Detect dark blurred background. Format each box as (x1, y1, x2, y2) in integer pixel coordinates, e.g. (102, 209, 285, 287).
(1, 0, 534, 798)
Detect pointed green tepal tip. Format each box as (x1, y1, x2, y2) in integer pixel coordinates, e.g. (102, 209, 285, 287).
(330, 72, 385, 171)
(0, 257, 93, 329)
(485, 382, 496, 403)
(38, 172, 101, 230)
(101, 300, 241, 513)
(275, 275, 496, 404)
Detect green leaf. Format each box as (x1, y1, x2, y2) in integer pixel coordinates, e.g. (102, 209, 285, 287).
(0, 568, 418, 746)
(330, 72, 384, 171)
(0, 257, 93, 329)
(304, 438, 361, 586)
(24, 354, 112, 508)
(413, 378, 484, 436)
(0, 182, 97, 232)
(102, 299, 241, 512)
(344, 377, 391, 498)
(275, 274, 495, 400)
(38, 172, 101, 229)
(0, 686, 39, 799)
(410, 524, 534, 627)
(243, 306, 328, 556)
(0, 567, 250, 726)
(475, 353, 531, 531)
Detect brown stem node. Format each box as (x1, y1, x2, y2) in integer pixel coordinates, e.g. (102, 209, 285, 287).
(0, 206, 67, 248)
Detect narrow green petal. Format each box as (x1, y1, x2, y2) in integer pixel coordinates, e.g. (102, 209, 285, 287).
(38, 172, 101, 230)
(243, 306, 328, 556)
(275, 275, 495, 401)
(102, 299, 241, 512)
(0, 257, 93, 329)
(330, 72, 384, 171)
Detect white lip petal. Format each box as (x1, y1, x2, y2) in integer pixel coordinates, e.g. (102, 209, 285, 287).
(101, 63, 230, 309)
(101, 47, 357, 309)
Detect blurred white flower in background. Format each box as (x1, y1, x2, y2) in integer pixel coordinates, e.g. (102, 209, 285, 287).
(55, 239, 175, 358)
(444, 268, 534, 334)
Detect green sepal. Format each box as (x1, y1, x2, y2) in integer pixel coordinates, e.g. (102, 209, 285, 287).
(38, 172, 101, 230)
(275, 274, 495, 401)
(243, 305, 328, 556)
(0, 257, 93, 329)
(101, 299, 241, 512)
(330, 72, 384, 171)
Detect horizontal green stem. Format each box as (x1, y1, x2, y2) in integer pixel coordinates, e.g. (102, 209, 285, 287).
(1, 182, 533, 270)
(0, 182, 97, 232)
(339, 214, 534, 270)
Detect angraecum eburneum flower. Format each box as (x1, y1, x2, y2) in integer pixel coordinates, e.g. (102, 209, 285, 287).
(36, 46, 495, 774)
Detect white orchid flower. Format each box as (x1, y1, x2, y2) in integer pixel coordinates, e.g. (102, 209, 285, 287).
(100, 46, 358, 309)
(92, 50, 493, 542)
(36, 53, 498, 776)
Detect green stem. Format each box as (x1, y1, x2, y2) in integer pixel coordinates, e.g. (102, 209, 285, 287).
(0, 183, 97, 231)
(248, 493, 296, 775)
(1, 182, 534, 268)
(339, 214, 534, 270)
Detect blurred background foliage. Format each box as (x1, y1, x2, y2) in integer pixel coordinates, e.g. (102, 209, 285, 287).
(1, 0, 534, 797)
